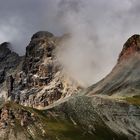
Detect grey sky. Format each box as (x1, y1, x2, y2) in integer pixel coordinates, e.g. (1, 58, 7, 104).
(0, 0, 140, 86)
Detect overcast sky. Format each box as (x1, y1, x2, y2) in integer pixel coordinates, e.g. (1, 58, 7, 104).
(1, 0, 140, 85)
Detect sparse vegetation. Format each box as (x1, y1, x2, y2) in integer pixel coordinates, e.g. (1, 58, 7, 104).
(124, 95, 140, 105)
(1, 101, 129, 140)
(1, 102, 96, 140)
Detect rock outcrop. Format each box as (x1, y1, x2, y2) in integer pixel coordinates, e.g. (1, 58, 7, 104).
(86, 34, 140, 97)
(118, 35, 140, 62)
(0, 102, 48, 140)
(0, 42, 21, 100)
(0, 42, 20, 84)
(2, 31, 81, 108)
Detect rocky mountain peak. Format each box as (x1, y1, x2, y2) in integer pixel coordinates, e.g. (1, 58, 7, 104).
(31, 31, 54, 40)
(0, 42, 20, 84)
(118, 34, 140, 62)
(2, 31, 81, 108)
(87, 34, 140, 97)
(0, 42, 11, 61)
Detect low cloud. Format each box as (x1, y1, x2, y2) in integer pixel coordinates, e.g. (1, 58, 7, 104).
(1, 0, 140, 86)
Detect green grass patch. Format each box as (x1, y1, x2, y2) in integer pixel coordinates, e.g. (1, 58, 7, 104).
(124, 95, 140, 105)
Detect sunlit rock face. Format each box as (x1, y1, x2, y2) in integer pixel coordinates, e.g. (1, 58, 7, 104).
(1, 31, 81, 108)
(118, 35, 140, 62)
(86, 34, 140, 97)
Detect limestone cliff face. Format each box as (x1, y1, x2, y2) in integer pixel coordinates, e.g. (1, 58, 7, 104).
(2, 31, 81, 108)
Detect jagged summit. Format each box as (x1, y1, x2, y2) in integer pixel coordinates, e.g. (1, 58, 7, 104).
(0, 31, 81, 108)
(31, 31, 54, 40)
(118, 34, 140, 62)
(0, 42, 20, 84)
(0, 42, 11, 60)
(0, 42, 10, 48)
